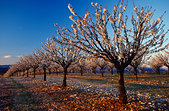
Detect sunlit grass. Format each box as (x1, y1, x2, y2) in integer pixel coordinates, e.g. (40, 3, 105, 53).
(60, 72, 169, 97)
(27, 72, 169, 97)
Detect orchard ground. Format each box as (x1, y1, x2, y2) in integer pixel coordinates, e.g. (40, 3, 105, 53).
(0, 73, 169, 110)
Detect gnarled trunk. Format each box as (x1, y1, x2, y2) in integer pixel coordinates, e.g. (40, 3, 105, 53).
(80, 67, 83, 76)
(48, 68, 51, 74)
(133, 67, 138, 81)
(62, 68, 67, 87)
(117, 69, 127, 104)
(55, 68, 58, 75)
(111, 68, 114, 75)
(156, 67, 160, 74)
(22, 71, 24, 76)
(33, 68, 36, 78)
(43, 68, 47, 81)
(91, 67, 96, 74)
(101, 68, 104, 77)
(27, 70, 29, 77)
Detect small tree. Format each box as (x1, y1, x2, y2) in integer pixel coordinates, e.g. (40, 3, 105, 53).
(130, 53, 147, 81)
(77, 58, 87, 76)
(97, 58, 108, 77)
(156, 53, 169, 74)
(87, 58, 98, 74)
(4, 62, 24, 77)
(55, 2, 168, 104)
(24, 52, 41, 78)
(42, 38, 80, 87)
(138, 56, 148, 74)
(139, 64, 147, 74)
(36, 50, 51, 81)
(20, 57, 31, 77)
(108, 62, 115, 75)
(52, 63, 60, 75)
(149, 56, 163, 74)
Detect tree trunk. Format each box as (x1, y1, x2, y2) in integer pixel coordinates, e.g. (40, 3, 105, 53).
(168, 66, 169, 74)
(33, 68, 36, 78)
(27, 70, 29, 77)
(133, 67, 138, 81)
(48, 69, 51, 74)
(117, 69, 127, 104)
(101, 68, 104, 77)
(55, 68, 58, 75)
(92, 67, 96, 74)
(156, 68, 160, 74)
(43, 68, 46, 81)
(80, 67, 83, 76)
(72, 68, 75, 73)
(62, 68, 67, 87)
(111, 68, 114, 75)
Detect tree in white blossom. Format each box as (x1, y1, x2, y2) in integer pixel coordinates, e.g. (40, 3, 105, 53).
(50, 63, 60, 75)
(155, 53, 169, 74)
(68, 64, 77, 73)
(149, 56, 163, 74)
(36, 50, 52, 81)
(107, 62, 115, 75)
(4, 62, 23, 77)
(20, 56, 31, 77)
(86, 58, 98, 74)
(130, 52, 148, 81)
(42, 38, 80, 87)
(97, 58, 108, 77)
(137, 55, 148, 74)
(54, 2, 168, 104)
(24, 53, 41, 78)
(77, 57, 87, 76)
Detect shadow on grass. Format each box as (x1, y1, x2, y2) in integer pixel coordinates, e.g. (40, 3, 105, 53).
(126, 83, 169, 97)
(10, 78, 46, 111)
(70, 76, 118, 85)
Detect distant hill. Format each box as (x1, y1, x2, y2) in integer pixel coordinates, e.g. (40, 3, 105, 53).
(0, 65, 11, 74)
(0, 65, 11, 68)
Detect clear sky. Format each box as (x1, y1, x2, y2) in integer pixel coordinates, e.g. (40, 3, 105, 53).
(0, 0, 169, 65)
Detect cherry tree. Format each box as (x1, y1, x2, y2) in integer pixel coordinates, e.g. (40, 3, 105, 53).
(130, 58, 141, 81)
(42, 38, 80, 87)
(25, 52, 41, 78)
(36, 50, 52, 81)
(68, 64, 77, 73)
(108, 62, 115, 75)
(86, 58, 98, 74)
(4, 62, 23, 77)
(19, 56, 31, 77)
(156, 53, 169, 74)
(138, 57, 148, 74)
(54, 2, 168, 104)
(97, 58, 108, 77)
(50, 63, 60, 75)
(77, 58, 87, 76)
(149, 56, 163, 74)
(130, 52, 148, 81)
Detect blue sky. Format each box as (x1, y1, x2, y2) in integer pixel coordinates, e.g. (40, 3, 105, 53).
(0, 0, 169, 65)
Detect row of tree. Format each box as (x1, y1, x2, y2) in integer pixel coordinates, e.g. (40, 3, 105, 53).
(5, 49, 168, 79)
(5, 1, 169, 104)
